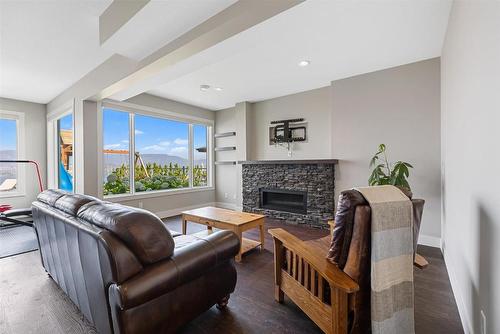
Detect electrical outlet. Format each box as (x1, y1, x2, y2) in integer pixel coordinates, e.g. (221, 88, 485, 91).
(224, 192, 228, 199)
(138, 201, 143, 209)
(233, 194, 237, 199)
(481, 310, 486, 334)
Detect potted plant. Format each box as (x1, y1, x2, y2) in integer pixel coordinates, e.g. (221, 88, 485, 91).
(368, 144, 413, 192)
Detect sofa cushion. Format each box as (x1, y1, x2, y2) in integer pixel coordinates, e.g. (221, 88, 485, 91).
(77, 202, 175, 265)
(54, 193, 100, 216)
(37, 189, 67, 206)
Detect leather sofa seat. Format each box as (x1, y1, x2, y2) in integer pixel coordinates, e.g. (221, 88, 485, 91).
(32, 189, 240, 334)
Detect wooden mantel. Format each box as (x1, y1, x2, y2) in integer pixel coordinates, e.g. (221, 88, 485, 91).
(238, 159, 338, 165)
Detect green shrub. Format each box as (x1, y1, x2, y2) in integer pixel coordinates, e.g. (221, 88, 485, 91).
(103, 162, 207, 195)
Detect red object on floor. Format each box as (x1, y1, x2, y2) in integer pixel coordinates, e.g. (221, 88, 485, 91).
(0, 204, 13, 212)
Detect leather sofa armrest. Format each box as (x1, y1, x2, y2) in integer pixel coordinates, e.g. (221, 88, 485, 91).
(109, 230, 240, 309)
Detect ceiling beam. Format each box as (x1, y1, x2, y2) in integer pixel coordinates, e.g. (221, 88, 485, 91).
(93, 0, 303, 101)
(99, 0, 150, 45)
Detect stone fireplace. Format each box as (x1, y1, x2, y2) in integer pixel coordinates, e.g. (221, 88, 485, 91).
(240, 159, 337, 228)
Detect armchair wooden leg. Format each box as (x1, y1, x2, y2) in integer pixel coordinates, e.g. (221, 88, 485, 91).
(216, 295, 230, 310)
(273, 237, 285, 303)
(275, 286, 284, 303)
(330, 287, 348, 334)
(414, 253, 429, 269)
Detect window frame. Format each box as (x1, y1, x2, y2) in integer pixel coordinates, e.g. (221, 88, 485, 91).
(47, 108, 75, 192)
(0, 110, 25, 198)
(100, 101, 214, 201)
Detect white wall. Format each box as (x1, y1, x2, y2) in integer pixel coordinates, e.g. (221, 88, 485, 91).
(0, 97, 46, 208)
(214, 106, 240, 207)
(250, 86, 332, 160)
(331, 58, 442, 243)
(83, 100, 99, 197)
(441, 2, 500, 333)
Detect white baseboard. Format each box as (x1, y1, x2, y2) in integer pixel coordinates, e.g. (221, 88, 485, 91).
(214, 202, 238, 210)
(214, 202, 243, 211)
(443, 248, 471, 334)
(417, 234, 441, 248)
(156, 202, 216, 218)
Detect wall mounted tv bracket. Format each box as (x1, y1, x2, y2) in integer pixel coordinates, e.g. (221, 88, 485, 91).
(270, 118, 307, 144)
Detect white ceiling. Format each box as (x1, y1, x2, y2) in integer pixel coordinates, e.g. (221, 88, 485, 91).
(147, 0, 452, 110)
(0, 0, 237, 104)
(0, 0, 452, 107)
(0, 0, 113, 104)
(101, 0, 237, 61)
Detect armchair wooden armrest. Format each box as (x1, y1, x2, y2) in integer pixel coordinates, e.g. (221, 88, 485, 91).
(269, 228, 359, 293)
(269, 228, 359, 334)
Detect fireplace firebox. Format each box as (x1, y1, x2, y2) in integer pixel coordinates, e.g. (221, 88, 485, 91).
(259, 188, 307, 214)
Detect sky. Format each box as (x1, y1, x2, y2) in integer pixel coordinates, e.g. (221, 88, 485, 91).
(0, 119, 17, 151)
(58, 113, 73, 130)
(103, 108, 207, 160)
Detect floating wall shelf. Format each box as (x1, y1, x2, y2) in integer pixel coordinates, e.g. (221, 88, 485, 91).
(215, 146, 236, 152)
(214, 131, 236, 138)
(215, 161, 237, 165)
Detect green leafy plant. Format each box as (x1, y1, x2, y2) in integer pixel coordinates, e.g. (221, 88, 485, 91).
(368, 144, 413, 191)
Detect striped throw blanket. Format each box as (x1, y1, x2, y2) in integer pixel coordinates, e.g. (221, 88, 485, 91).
(355, 185, 415, 334)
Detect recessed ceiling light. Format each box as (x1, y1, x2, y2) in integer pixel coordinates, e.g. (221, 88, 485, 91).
(214, 87, 223, 91)
(298, 60, 311, 67)
(200, 84, 210, 91)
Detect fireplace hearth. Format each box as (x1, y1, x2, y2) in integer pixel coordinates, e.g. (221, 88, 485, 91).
(260, 188, 307, 214)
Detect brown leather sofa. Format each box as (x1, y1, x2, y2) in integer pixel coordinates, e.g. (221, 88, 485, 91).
(32, 189, 240, 334)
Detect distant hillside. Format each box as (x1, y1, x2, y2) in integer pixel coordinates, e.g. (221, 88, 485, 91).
(104, 153, 206, 169)
(0, 150, 17, 184)
(0, 150, 16, 160)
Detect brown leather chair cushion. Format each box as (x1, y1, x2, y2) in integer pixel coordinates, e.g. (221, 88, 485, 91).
(327, 190, 367, 268)
(78, 202, 175, 265)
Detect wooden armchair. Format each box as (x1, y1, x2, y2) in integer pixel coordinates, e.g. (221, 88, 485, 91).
(269, 228, 359, 334)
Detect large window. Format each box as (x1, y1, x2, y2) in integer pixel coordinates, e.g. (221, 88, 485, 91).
(57, 113, 73, 191)
(0, 115, 21, 195)
(102, 106, 212, 197)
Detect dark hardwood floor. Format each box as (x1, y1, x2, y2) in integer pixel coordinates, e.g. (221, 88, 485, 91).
(0, 217, 463, 334)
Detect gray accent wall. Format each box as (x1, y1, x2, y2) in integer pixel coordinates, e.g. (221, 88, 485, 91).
(250, 86, 332, 160)
(0, 97, 47, 208)
(441, 2, 500, 333)
(331, 58, 442, 241)
(215, 58, 441, 243)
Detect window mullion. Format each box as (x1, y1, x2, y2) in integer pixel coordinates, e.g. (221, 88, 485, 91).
(188, 123, 193, 188)
(129, 113, 135, 195)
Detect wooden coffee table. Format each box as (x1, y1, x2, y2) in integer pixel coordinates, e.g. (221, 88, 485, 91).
(181, 206, 266, 262)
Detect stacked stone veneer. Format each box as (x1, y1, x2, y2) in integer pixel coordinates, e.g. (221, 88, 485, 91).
(242, 163, 335, 228)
